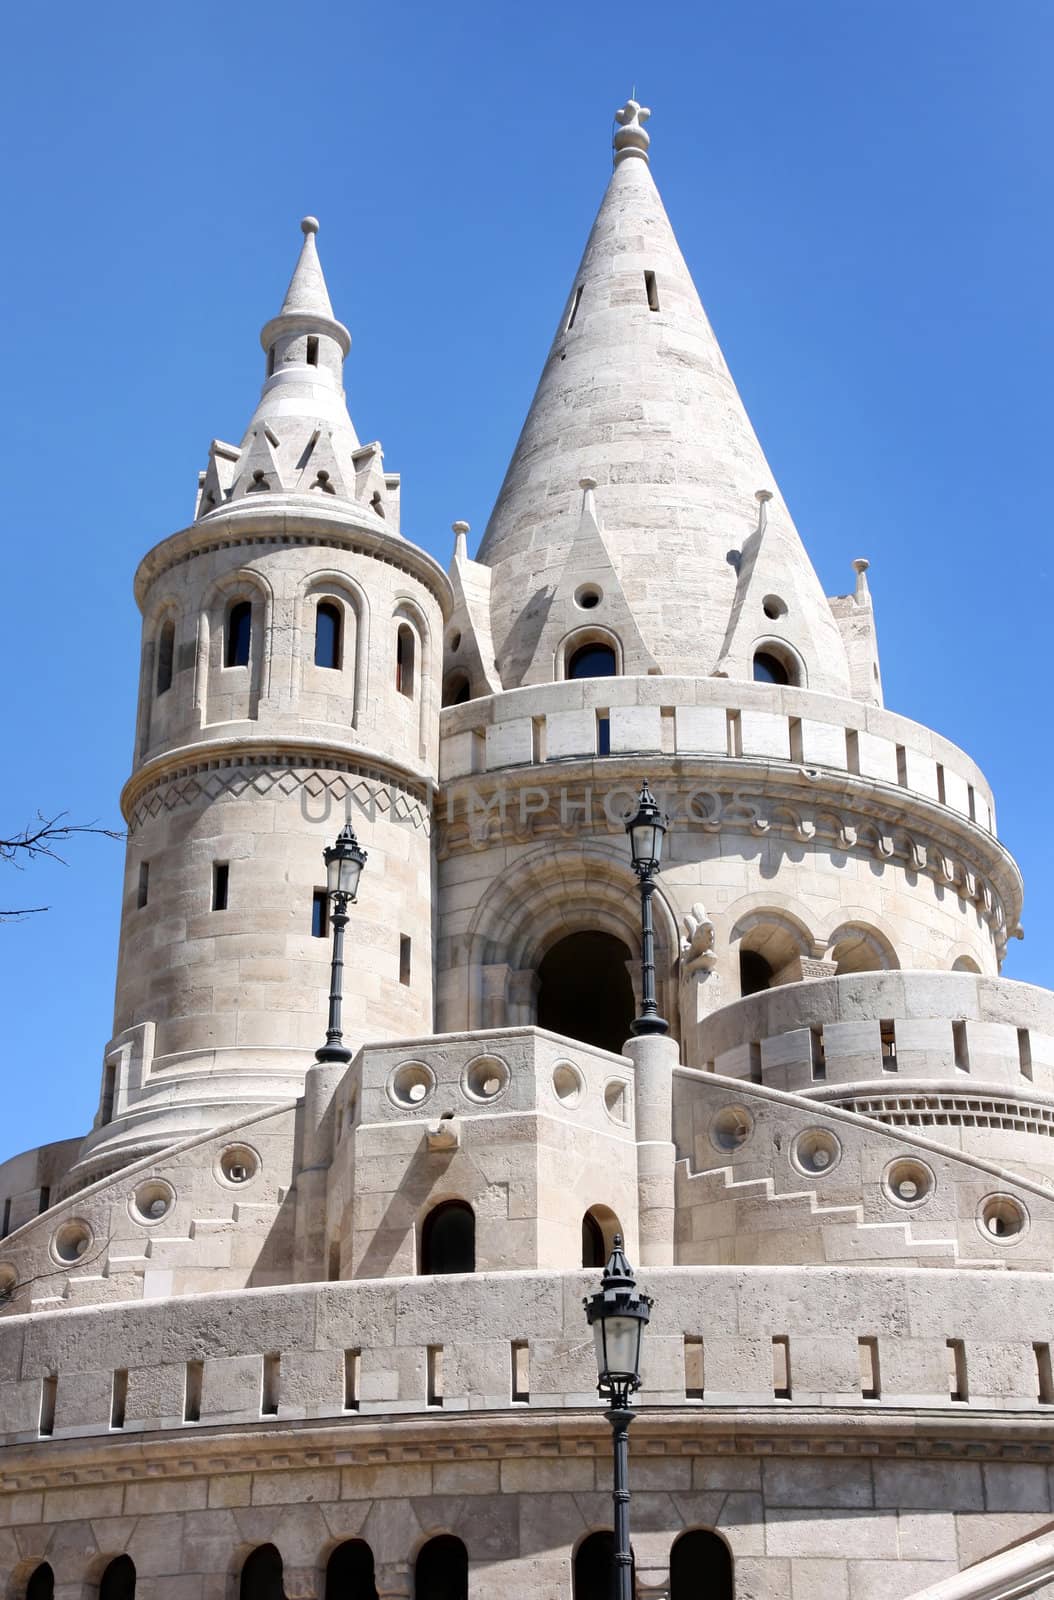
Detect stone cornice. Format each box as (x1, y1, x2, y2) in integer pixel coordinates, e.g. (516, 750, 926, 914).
(437, 757, 1023, 951)
(133, 501, 453, 617)
(4, 1406, 1054, 1493)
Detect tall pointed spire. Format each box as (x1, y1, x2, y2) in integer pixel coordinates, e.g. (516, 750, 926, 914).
(196, 218, 396, 526)
(476, 102, 851, 694)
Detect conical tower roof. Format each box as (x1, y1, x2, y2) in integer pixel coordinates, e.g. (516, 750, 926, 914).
(476, 103, 850, 694)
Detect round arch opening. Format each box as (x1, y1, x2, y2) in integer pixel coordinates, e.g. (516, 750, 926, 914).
(537, 931, 634, 1054)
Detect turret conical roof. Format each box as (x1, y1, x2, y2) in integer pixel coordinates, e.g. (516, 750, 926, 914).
(476, 103, 850, 694)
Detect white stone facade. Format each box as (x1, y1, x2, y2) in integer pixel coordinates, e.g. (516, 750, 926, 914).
(0, 102, 1051, 1600)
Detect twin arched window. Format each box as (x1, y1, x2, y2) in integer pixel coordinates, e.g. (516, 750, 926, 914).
(314, 601, 342, 669)
(420, 1200, 475, 1275)
(226, 600, 253, 668)
(573, 1529, 731, 1600)
(396, 623, 416, 698)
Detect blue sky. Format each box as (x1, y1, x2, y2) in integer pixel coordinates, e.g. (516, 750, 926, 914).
(1, 0, 1051, 1161)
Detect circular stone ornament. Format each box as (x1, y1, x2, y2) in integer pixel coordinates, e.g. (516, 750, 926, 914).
(387, 1061, 436, 1109)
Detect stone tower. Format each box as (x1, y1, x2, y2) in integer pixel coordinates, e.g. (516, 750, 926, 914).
(2, 102, 1053, 1600)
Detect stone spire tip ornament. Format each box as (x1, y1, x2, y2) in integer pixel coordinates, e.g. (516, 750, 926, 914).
(300, 215, 320, 236)
(614, 98, 651, 165)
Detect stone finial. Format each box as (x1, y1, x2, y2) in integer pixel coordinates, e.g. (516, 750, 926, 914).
(614, 99, 651, 165)
(579, 477, 598, 520)
(853, 557, 871, 603)
(755, 487, 773, 532)
(452, 520, 470, 563)
(300, 215, 320, 235)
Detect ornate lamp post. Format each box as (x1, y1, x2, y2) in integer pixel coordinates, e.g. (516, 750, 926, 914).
(624, 779, 669, 1035)
(584, 1236, 654, 1600)
(315, 821, 368, 1064)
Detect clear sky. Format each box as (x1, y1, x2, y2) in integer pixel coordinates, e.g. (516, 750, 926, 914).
(1, 0, 1051, 1162)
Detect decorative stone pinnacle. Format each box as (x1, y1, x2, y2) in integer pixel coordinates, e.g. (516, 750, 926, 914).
(613, 98, 651, 165)
(579, 477, 598, 492)
(301, 216, 320, 235)
(755, 489, 773, 504)
(853, 557, 871, 603)
(853, 557, 870, 574)
(452, 520, 470, 535)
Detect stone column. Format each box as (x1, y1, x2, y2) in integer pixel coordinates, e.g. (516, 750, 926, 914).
(481, 963, 512, 1028)
(376, 1561, 413, 1600)
(622, 1031, 680, 1266)
(292, 1056, 349, 1281)
(283, 1570, 321, 1600)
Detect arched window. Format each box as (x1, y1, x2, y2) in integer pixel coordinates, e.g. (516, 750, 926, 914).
(420, 1200, 475, 1275)
(99, 1556, 136, 1600)
(582, 1211, 605, 1269)
(671, 1529, 734, 1600)
(156, 620, 175, 695)
(415, 1536, 468, 1600)
(568, 642, 617, 679)
(226, 600, 253, 668)
(325, 1540, 377, 1600)
(240, 1545, 285, 1600)
(537, 931, 635, 1054)
(739, 949, 774, 997)
(752, 645, 799, 686)
(442, 672, 472, 706)
(26, 1566, 54, 1600)
(396, 623, 416, 697)
(315, 601, 342, 669)
(574, 1532, 634, 1600)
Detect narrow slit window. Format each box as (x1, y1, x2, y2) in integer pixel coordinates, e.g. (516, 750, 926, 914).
(344, 1348, 361, 1412)
(328, 1238, 341, 1281)
(396, 624, 416, 698)
(427, 1344, 444, 1406)
(947, 1339, 968, 1402)
(1035, 1343, 1053, 1405)
(212, 862, 229, 912)
(261, 1353, 281, 1417)
(684, 1336, 705, 1400)
(184, 1360, 203, 1423)
(810, 1027, 826, 1082)
(936, 763, 947, 804)
(156, 620, 175, 695)
(306, 335, 319, 367)
(1018, 1029, 1033, 1080)
(597, 711, 611, 756)
(266, 346, 276, 377)
(110, 1368, 128, 1430)
(399, 935, 412, 986)
(644, 270, 660, 311)
(788, 716, 803, 763)
(748, 1041, 763, 1084)
(880, 1019, 897, 1069)
(858, 1337, 880, 1400)
(772, 1336, 791, 1400)
(314, 601, 342, 669)
(39, 1375, 57, 1437)
(565, 284, 584, 331)
(100, 1061, 116, 1126)
(968, 783, 977, 821)
(896, 745, 908, 786)
(1, 1198, 9, 1239)
(845, 728, 860, 775)
(727, 709, 743, 757)
(137, 862, 149, 909)
(38, 1186, 50, 1214)
(511, 1340, 530, 1404)
(953, 1020, 970, 1072)
(312, 889, 329, 939)
(225, 600, 252, 668)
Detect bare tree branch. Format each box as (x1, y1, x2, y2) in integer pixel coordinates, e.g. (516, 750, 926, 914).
(0, 811, 124, 921)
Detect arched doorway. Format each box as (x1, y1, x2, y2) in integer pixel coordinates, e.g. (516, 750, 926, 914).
(26, 1567, 54, 1600)
(573, 1532, 635, 1600)
(537, 931, 634, 1054)
(99, 1559, 136, 1600)
(420, 1201, 475, 1275)
(670, 1529, 734, 1600)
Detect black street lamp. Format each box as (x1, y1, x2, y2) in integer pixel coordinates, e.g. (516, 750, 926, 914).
(315, 821, 368, 1064)
(624, 779, 669, 1036)
(584, 1236, 654, 1600)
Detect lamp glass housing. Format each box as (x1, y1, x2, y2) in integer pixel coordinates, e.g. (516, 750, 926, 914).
(594, 1312, 645, 1385)
(324, 826, 367, 900)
